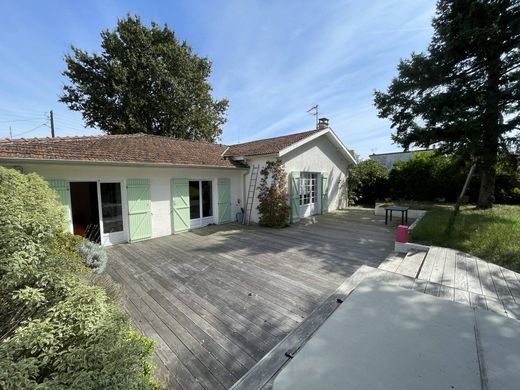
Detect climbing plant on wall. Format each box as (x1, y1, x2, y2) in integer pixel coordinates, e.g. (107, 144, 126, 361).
(257, 160, 290, 228)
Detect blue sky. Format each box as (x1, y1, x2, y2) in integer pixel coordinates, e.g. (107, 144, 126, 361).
(0, 0, 436, 158)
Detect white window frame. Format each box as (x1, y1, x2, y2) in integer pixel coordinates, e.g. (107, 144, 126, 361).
(189, 180, 214, 228)
(300, 172, 318, 206)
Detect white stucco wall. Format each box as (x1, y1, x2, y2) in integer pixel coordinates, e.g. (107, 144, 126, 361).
(242, 155, 272, 224)
(283, 135, 349, 213)
(243, 135, 350, 223)
(2, 161, 244, 242)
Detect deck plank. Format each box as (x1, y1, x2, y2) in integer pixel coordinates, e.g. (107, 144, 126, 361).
(453, 251, 469, 292)
(475, 257, 499, 299)
(500, 266, 520, 301)
(429, 247, 447, 285)
(395, 251, 426, 278)
(417, 246, 439, 281)
(378, 252, 404, 273)
(487, 262, 515, 311)
(464, 253, 483, 295)
(440, 248, 457, 288)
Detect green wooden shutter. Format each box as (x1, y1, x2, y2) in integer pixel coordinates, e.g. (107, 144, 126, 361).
(127, 179, 152, 242)
(217, 178, 231, 224)
(171, 179, 190, 234)
(47, 179, 72, 232)
(321, 172, 329, 214)
(290, 172, 300, 223)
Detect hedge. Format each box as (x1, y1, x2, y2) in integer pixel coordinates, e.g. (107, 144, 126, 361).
(348, 152, 519, 206)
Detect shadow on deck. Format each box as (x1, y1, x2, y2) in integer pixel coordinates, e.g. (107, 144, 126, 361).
(106, 209, 396, 389)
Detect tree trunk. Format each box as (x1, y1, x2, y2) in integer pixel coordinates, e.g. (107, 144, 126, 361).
(477, 57, 501, 209)
(477, 164, 496, 209)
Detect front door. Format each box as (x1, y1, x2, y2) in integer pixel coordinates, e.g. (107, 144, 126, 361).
(99, 182, 126, 245)
(300, 172, 319, 218)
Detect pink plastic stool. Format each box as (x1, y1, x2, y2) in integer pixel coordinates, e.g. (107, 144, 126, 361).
(396, 225, 409, 243)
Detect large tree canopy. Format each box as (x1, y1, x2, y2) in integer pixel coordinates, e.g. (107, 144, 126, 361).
(60, 15, 228, 142)
(374, 0, 519, 208)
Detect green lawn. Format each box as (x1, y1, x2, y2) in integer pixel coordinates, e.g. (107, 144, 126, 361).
(410, 205, 520, 272)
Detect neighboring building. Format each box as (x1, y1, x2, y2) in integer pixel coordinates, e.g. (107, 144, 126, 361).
(0, 119, 356, 245)
(369, 149, 431, 171)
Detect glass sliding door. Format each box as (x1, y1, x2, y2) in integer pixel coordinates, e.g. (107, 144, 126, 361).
(189, 181, 201, 219)
(201, 181, 213, 218)
(189, 180, 214, 228)
(99, 182, 126, 245)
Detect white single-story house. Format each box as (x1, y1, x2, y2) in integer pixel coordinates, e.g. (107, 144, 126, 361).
(0, 118, 356, 245)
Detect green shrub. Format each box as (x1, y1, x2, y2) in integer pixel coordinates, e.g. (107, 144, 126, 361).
(257, 160, 291, 228)
(494, 160, 520, 204)
(386, 152, 519, 204)
(347, 159, 388, 206)
(0, 167, 157, 389)
(77, 239, 108, 273)
(388, 152, 468, 202)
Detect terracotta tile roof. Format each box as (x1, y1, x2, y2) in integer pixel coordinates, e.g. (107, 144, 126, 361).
(223, 129, 321, 157)
(0, 133, 243, 168)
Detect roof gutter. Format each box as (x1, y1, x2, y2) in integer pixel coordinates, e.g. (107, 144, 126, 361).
(0, 157, 248, 170)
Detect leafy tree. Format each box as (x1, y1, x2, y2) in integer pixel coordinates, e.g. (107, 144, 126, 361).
(347, 149, 361, 163)
(348, 159, 388, 206)
(257, 160, 291, 227)
(374, 0, 520, 208)
(61, 15, 228, 142)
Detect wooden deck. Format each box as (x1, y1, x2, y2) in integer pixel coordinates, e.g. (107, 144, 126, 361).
(378, 247, 520, 320)
(106, 209, 395, 389)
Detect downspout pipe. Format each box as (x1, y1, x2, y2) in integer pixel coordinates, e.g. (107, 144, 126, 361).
(241, 158, 250, 218)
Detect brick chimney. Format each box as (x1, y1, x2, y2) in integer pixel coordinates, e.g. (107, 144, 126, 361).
(317, 117, 329, 130)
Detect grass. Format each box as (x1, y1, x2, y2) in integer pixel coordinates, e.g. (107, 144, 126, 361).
(410, 204, 520, 272)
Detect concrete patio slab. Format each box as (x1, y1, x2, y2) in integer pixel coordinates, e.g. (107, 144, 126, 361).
(273, 282, 481, 390)
(272, 281, 520, 390)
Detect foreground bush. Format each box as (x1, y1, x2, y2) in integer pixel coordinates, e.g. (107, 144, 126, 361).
(77, 239, 108, 273)
(0, 167, 157, 389)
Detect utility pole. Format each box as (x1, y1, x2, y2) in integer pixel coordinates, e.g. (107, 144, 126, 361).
(50, 110, 55, 138)
(9, 126, 12, 139)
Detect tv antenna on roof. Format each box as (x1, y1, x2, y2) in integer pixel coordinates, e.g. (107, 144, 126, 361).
(307, 105, 319, 129)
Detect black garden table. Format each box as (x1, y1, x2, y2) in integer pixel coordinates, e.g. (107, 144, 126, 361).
(384, 205, 409, 225)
